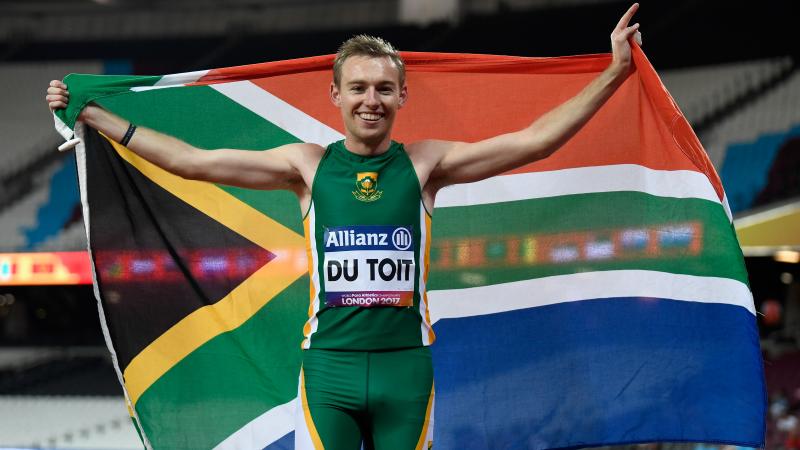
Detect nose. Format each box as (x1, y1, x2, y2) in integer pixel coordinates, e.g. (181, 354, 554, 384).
(363, 87, 379, 108)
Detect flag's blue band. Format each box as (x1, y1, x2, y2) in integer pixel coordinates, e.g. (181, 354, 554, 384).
(431, 297, 765, 449)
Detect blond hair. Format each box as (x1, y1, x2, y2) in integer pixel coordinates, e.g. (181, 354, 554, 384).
(333, 34, 405, 87)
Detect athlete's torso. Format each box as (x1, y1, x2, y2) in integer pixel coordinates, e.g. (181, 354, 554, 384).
(301, 140, 435, 350)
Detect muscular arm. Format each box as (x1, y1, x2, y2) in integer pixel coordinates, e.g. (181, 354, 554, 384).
(79, 105, 318, 190)
(417, 3, 642, 190)
(47, 95, 321, 192)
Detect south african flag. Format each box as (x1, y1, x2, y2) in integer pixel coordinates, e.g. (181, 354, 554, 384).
(54, 45, 765, 449)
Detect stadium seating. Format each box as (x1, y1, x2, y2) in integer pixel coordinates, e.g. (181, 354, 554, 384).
(0, 395, 141, 449)
(720, 123, 800, 213)
(707, 71, 800, 163)
(660, 57, 792, 129)
(0, 61, 103, 181)
(712, 72, 800, 212)
(0, 162, 61, 251)
(34, 221, 88, 252)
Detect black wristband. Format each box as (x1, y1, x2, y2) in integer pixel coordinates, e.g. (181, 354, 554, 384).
(120, 123, 137, 146)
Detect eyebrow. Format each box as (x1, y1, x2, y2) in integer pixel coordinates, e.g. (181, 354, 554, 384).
(346, 79, 397, 87)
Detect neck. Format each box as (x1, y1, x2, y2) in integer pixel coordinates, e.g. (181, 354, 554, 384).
(343, 133, 393, 156)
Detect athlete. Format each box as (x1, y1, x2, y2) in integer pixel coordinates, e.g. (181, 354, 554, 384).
(47, 4, 642, 449)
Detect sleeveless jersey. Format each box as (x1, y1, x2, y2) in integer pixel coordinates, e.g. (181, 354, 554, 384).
(301, 140, 436, 350)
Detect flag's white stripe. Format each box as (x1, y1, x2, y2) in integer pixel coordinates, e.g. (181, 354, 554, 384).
(435, 165, 721, 208)
(211, 81, 344, 146)
(428, 270, 755, 324)
(154, 70, 210, 86)
(302, 204, 320, 349)
(418, 203, 433, 345)
(722, 193, 733, 223)
(130, 70, 210, 91)
(53, 112, 74, 140)
(213, 399, 295, 450)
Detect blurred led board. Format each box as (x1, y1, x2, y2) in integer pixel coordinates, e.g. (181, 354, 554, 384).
(0, 252, 92, 285)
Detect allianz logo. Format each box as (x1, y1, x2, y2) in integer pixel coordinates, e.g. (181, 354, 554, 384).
(325, 227, 412, 251)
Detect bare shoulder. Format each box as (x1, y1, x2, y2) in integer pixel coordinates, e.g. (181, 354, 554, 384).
(404, 139, 461, 192)
(404, 139, 458, 167)
(276, 142, 325, 157)
(270, 142, 324, 166)
(276, 142, 325, 190)
(405, 139, 456, 155)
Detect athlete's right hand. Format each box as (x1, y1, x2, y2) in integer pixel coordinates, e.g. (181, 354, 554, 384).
(46, 80, 69, 111)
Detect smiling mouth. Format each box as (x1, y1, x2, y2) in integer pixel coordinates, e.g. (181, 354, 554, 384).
(356, 112, 383, 122)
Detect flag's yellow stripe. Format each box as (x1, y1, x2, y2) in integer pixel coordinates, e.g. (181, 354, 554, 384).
(302, 215, 316, 342)
(106, 137, 304, 253)
(422, 212, 436, 345)
(103, 137, 306, 406)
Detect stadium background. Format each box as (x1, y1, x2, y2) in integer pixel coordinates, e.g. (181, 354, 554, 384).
(0, 0, 797, 448)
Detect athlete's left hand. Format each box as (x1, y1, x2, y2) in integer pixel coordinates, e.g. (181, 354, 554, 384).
(610, 3, 643, 74)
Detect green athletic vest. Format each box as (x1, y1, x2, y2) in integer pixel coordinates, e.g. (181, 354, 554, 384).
(301, 140, 435, 350)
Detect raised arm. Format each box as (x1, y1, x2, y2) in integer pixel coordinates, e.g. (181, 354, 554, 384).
(46, 82, 321, 193)
(417, 3, 642, 189)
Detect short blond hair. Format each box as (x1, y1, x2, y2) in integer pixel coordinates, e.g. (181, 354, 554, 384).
(333, 34, 405, 87)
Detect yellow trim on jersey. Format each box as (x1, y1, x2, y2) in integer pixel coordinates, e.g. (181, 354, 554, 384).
(422, 208, 436, 345)
(415, 382, 435, 450)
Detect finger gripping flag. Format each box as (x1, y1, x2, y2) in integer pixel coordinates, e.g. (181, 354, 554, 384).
(56, 46, 766, 449)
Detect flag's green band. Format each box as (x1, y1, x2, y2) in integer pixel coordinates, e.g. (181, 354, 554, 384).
(56, 73, 162, 130)
(136, 278, 308, 449)
(429, 191, 746, 290)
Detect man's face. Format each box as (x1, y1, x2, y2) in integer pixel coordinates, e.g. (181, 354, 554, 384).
(330, 55, 407, 147)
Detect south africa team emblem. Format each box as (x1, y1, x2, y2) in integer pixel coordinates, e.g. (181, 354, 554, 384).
(353, 171, 383, 202)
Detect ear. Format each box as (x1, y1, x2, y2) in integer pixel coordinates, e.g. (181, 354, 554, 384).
(330, 81, 341, 107)
(398, 84, 408, 109)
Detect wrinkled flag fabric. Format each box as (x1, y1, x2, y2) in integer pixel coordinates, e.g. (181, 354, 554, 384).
(54, 45, 765, 449)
